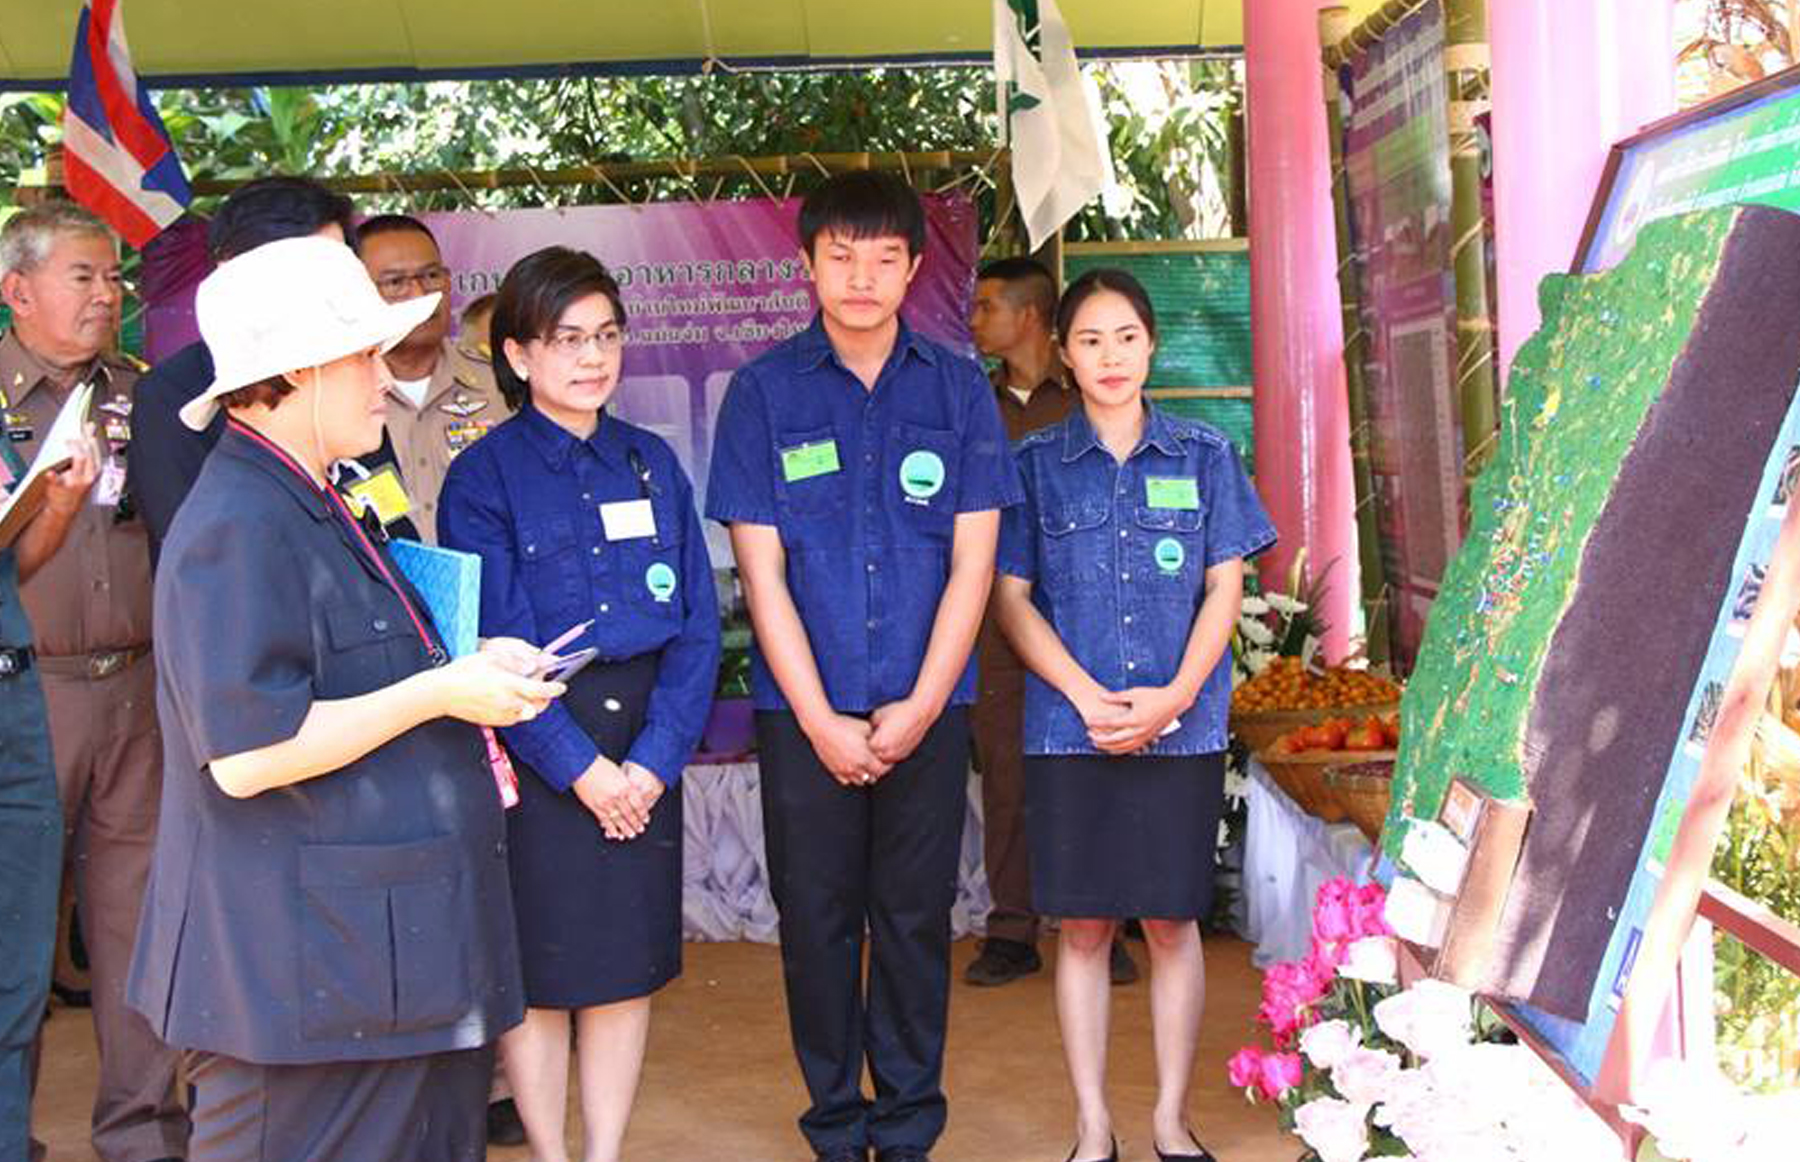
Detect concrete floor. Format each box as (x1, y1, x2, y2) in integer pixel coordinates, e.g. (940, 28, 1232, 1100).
(34, 936, 1295, 1161)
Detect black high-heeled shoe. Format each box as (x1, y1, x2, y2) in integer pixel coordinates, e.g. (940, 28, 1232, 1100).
(1154, 1129, 1217, 1162)
(1063, 1137, 1118, 1162)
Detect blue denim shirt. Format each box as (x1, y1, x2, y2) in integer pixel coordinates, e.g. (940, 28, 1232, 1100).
(706, 315, 1022, 712)
(438, 403, 721, 789)
(998, 404, 1275, 755)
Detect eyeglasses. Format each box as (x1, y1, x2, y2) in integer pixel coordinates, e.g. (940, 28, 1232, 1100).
(373, 265, 450, 300)
(543, 325, 627, 357)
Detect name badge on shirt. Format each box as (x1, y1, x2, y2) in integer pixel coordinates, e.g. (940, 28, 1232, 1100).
(4, 412, 33, 443)
(780, 439, 840, 483)
(600, 498, 657, 541)
(93, 457, 127, 508)
(1145, 476, 1200, 510)
(345, 465, 414, 527)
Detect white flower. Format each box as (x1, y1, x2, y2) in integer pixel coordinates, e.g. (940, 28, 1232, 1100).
(1300, 1018, 1361, 1071)
(1239, 647, 1277, 676)
(1333, 1046, 1404, 1107)
(1240, 594, 1271, 615)
(1292, 1097, 1371, 1162)
(1621, 1060, 1750, 1160)
(1239, 617, 1276, 646)
(1339, 936, 1399, 985)
(1266, 592, 1308, 615)
(1373, 979, 1474, 1061)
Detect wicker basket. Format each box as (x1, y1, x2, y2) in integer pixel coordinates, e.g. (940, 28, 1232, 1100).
(1229, 701, 1399, 754)
(1256, 748, 1398, 823)
(1327, 760, 1396, 845)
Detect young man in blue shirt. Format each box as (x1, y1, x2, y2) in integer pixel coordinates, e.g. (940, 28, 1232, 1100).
(707, 173, 1020, 1162)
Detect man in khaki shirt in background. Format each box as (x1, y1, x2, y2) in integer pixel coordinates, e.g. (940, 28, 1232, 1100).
(355, 214, 503, 542)
(0, 202, 186, 1162)
(964, 257, 1139, 990)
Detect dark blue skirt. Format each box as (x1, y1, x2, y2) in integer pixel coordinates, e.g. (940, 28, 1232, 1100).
(1024, 752, 1226, 920)
(506, 653, 682, 1008)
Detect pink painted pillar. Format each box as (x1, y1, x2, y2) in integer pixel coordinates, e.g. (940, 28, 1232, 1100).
(1490, 0, 1674, 375)
(1245, 1, 1357, 661)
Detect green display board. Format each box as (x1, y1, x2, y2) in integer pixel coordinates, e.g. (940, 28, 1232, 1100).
(1578, 65, 1800, 272)
(1063, 242, 1254, 468)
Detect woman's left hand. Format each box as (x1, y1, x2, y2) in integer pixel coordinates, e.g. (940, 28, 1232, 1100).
(621, 762, 666, 820)
(1087, 685, 1192, 754)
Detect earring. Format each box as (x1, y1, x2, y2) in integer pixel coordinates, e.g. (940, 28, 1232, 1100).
(513, 367, 529, 382)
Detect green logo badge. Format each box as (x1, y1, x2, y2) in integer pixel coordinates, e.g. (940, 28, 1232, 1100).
(899, 449, 946, 501)
(1154, 537, 1185, 573)
(645, 562, 677, 603)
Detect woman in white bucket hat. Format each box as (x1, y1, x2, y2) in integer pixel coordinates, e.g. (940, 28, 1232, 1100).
(125, 236, 562, 1161)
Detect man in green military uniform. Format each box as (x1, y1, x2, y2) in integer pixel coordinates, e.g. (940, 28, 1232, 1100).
(1, 431, 98, 1160)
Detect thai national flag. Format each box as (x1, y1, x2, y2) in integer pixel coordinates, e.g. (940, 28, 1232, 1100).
(62, 0, 191, 248)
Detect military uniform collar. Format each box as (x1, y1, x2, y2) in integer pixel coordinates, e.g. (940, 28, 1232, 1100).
(0, 329, 118, 407)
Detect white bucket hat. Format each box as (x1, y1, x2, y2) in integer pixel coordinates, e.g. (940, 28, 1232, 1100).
(181, 235, 441, 431)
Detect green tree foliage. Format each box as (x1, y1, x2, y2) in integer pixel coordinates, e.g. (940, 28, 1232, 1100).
(1, 62, 1239, 244)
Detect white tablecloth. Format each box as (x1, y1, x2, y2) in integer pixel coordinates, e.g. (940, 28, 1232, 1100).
(1241, 758, 1376, 967)
(680, 762, 994, 943)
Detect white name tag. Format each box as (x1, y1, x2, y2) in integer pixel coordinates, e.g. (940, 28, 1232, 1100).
(600, 498, 657, 541)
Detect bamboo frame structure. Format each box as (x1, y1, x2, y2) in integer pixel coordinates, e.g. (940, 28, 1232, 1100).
(1320, 5, 1393, 663)
(1443, 0, 1499, 478)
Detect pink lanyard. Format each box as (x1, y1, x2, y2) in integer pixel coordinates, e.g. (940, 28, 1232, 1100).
(229, 421, 520, 807)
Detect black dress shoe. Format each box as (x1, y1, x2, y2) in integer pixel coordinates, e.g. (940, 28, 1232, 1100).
(875, 1150, 929, 1162)
(964, 936, 1042, 986)
(1063, 1137, 1118, 1162)
(486, 1098, 526, 1146)
(51, 982, 92, 1009)
(815, 1148, 867, 1162)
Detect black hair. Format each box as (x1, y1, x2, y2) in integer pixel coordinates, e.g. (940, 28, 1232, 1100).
(207, 176, 356, 262)
(1055, 267, 1158, 345)
(490, 246, 627, 411)
(977, 256, 1058, 326)
(797, 171, 926, 258)
(354, 213, 437, 248)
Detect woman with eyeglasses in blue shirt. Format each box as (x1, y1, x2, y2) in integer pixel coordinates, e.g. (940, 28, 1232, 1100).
(993, 269, 1275, 1162)
(438, 247, 720, 1162)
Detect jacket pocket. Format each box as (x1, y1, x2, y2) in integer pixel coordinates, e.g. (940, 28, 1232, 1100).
(296, 836, 471, 1042)
(322, 602, 417, 696)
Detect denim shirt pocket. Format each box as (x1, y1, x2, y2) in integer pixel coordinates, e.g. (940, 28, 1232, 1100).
(888, 421, 960, 543)
(619, 493, 688, 624)
(517, 513, 587, 628)
(1132, 503, 1206, 601)
(1037, 496, 1110, 595)
(774, 424, 849, 548)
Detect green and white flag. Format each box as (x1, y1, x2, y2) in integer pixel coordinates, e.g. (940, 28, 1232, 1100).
(994, 0, 1115, 250)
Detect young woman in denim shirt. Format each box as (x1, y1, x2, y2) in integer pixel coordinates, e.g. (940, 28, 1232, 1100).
(438, 248, 720, 1162)
(994, 269, 1275, 1162)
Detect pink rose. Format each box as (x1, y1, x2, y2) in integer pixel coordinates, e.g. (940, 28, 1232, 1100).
(1227, 1046, 1265, 1092)
(1317, 876, 1356, 908)
(1259, 1051, 1304, 1100)
(1314, 896, 1358, 943)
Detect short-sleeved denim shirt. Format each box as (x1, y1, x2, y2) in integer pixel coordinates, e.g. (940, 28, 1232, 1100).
(706, 315, 1022, 712)
(998, 403, 1276, 755)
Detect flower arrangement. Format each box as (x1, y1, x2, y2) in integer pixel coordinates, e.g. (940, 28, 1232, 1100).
(1228, 877, 1618, 1162)
(1620, 1060, 1800, 1162)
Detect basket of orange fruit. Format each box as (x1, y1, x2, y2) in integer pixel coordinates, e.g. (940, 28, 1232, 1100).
(1254, 713, 1399, 823)
(1229, 656, 1402, 754)
(1326, 759, 1397, 845)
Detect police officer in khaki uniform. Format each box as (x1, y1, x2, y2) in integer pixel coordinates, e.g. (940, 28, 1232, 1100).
(0, 201, 187, 1161)
(355, 215, 504, 543)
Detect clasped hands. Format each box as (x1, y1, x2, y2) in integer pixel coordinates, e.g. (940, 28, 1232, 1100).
(805, 695, 937, 788)
(1071, 682, 1191, 754)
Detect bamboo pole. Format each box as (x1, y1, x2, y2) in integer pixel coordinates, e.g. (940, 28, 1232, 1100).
(1443, 0, 1499, 480)
(13, 148, 1004, 202)
(1320, 5, 1392, 664)
(1322, 0, 1432, 69)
